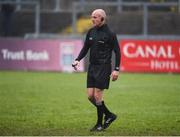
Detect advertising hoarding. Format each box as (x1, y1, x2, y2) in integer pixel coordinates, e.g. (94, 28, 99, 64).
(120, 40, 180, 73)
(0, 39, 84, 72)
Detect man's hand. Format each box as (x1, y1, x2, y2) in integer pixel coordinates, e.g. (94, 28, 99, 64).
(111, 70, 119, 81)
(72, 60, 80, 71)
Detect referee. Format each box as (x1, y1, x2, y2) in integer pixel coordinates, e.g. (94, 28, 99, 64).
(72, 9, 121, 131)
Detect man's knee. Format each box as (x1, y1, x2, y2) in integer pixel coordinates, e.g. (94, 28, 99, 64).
(87, 92, 94, 98)
(94, 91, 103, 103)
(87, 88, 94, 96)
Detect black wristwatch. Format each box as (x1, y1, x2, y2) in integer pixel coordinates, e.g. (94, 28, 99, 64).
(114, 67, 119, 71)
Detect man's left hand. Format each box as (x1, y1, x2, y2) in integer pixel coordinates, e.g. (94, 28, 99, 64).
(111, 70, 119, 81)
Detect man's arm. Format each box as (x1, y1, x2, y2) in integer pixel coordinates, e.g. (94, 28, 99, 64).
(75, 37, 90, 61)
(72, 32, 90, 70)
(111, 33, 121, 81)
(112, 33, 121, 71)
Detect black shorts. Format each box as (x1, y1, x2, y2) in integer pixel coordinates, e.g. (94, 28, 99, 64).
(87, 64, 112, 89)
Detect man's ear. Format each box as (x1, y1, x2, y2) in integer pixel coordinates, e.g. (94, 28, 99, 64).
(101, 17, 104, 22)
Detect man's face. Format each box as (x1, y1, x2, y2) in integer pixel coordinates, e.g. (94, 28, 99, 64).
(91, 12, 102, 27)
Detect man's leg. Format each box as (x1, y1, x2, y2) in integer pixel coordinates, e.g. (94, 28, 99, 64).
(87, 89, 112, 113)
(92, 92, 117, 130)
(94, 88, 104, 126)
(102, 101, 111, 117)
(87, 88, 96, 107)
(103, 102, 117, 129)
(90, 88, 104, 131)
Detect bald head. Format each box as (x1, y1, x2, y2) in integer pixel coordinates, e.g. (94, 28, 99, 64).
(92, 9, 106, 20)
(91, 9, 106, 27)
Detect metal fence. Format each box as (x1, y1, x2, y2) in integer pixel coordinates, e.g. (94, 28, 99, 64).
(71, 1, 180, 35)
(0, 0, 40, 35)
(0, 0, 180, 37)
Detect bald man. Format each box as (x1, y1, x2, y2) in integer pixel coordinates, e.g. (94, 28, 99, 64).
(72, 9, 121, 131)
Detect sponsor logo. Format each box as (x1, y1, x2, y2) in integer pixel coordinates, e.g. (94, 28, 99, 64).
(120, 40, 180, 72)
(1, 49, 49, 61)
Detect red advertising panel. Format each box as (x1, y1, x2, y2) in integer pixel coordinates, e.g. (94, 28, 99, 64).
(120, 40, 180, 73)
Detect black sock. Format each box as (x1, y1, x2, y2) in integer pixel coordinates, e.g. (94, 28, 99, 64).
(88, 97, 97, 107)
(102, 101, 111, 117)
(96, 101, 103, 126)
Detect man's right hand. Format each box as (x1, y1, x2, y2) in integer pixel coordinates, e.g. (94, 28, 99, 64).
(72, 60, 80, 71)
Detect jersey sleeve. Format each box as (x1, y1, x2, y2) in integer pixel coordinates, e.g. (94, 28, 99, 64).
(112, 33, 121, 71)
(75, 31, 90, 61)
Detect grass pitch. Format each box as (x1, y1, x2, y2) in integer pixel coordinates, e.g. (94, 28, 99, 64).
(0, 71, 180, 136)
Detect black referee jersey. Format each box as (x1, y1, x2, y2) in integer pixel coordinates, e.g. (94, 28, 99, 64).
(76, 24, 121, 71)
